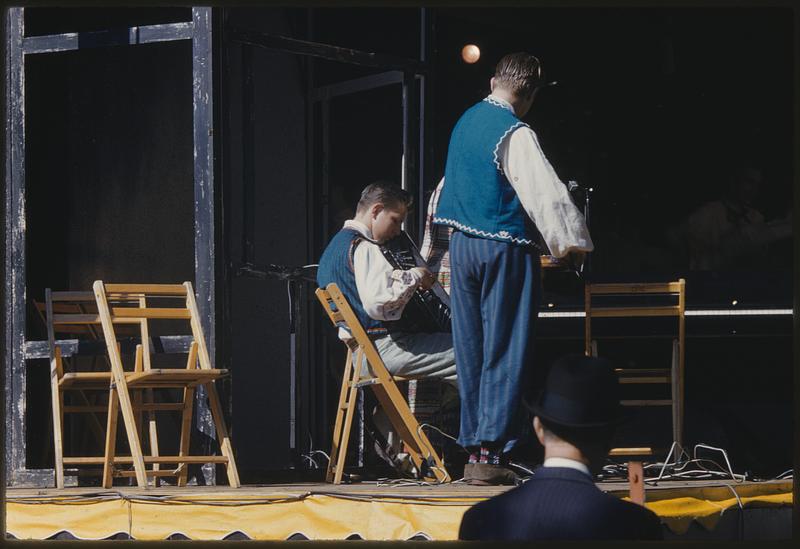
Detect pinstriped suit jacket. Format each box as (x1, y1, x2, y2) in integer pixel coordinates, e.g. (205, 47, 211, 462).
(459, 466, 663, 541)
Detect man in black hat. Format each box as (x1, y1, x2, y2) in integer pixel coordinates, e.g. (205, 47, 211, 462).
(458, 355, 663, 541)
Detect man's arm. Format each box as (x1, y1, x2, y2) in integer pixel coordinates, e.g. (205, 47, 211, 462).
(419, 177, 444, 261)
(501, 127, 594, 258)
(352, 241, 427, 321)
(419, 177, 453, 292)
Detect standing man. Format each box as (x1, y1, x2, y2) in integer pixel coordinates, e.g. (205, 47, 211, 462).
(434, 52, 593, 484)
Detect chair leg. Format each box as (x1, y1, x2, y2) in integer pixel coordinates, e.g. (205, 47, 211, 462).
(114, 389, 148, 488)
(354, 338, 449, 482)
(103, 388, 120, 489)
(628, 460, 645, 505)
(327, 349, 354, 483)
(205, 382, 241, 488)
(372, 379, 450, 483)
(146, 389, 161, 487)
(50, 347, 65, 489)
(95, 281, 149, 488)
(182, 283, 239, 487)
(177, 386, 196, 487)
(51, 389, 65, 489)
(333, 348, 363, 484)
(335, 380, 360, 484)
(671, 339, 681, 447)
(134, 391, 144, 452)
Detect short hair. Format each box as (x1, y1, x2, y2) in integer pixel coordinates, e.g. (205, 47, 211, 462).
(539, 417, 616, 458)
(356, 181, 412, 213)
(494, 52, 545, 97)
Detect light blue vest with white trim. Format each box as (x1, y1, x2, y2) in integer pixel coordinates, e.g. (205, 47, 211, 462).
(434, 98, 539, 246)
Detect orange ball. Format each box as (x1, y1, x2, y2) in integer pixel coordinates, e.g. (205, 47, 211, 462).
(461, 44, 480, 64)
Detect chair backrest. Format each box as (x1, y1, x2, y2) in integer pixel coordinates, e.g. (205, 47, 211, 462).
(315, 283, 390, 379)
(92, 281, 212, 372)
(584, 279, 686, 356)
(39, 296, 103, 339)
(316, 284, 366, 341)
(45, 289, 147, 375)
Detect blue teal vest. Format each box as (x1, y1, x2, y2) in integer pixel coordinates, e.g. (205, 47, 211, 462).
(434, 97, 538, 246)
(317, 228, 388, 336)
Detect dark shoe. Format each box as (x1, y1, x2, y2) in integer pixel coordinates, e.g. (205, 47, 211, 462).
(465, 463, 519, 486)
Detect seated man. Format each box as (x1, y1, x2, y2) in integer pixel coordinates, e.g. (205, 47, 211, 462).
(459, 355, 663, 541)
(317, 180, 457, 385)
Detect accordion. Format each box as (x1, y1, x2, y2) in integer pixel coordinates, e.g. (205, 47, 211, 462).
(379, 232, 452, 333)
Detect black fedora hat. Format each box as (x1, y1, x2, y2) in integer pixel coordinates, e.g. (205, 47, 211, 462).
(524, 355, 622, 429)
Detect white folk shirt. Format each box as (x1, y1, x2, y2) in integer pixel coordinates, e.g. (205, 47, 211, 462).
(543, 457, 591, 477)
(338, 219, 425, 340)
(436, 94, 594, 258)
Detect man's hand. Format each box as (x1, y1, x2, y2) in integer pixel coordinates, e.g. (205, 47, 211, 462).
(412, 267, 437, 290)
(567, 250, 586, 272)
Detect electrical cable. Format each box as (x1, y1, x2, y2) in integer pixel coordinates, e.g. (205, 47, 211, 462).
(597, 441, 755, 485)
(693, 443, 745, 483)
(414, 423, 455, 484)
(715, 483, 745, 541)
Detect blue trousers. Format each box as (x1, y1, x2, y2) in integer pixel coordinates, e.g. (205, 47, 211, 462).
(449, 231, 542, 452)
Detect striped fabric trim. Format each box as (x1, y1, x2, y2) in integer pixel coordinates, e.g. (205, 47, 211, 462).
(432, 216, 535, 246)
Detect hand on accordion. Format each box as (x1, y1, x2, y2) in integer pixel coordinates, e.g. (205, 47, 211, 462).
(416, 267, 436, 290)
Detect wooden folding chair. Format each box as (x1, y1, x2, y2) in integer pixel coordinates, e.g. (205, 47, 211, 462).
(585, 279, 686, 447)
(45, 290, 151, 488)
(585, 279, 686, 505)
(90, 281, 240, 488)
(316, 283, 450, 484)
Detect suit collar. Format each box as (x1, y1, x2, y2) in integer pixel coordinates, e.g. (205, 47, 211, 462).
(543, 457, 591, 477)
(533, 465, 596, 484)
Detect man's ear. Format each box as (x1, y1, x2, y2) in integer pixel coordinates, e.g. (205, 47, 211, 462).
(533, 416, 546, 444)
(370, 202, 385, 218)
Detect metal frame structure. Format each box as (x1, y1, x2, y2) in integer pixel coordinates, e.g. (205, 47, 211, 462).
(4, 7, 217, 487)
(227, 9, 432, 465)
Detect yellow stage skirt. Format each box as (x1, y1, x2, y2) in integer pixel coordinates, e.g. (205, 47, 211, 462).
(6, 481, 792, 540)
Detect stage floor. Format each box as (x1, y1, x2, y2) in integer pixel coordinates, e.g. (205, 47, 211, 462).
(5, 478, 792, 540)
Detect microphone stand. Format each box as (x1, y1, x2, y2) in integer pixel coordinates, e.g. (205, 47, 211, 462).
(236, 262, 318, 471)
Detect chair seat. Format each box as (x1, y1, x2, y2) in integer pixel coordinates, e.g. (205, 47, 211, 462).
(609, 447, 654, 460)
(126, 369, 228, 388)
(59, 372, 113, 389)
(60, 369, 228, 389)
